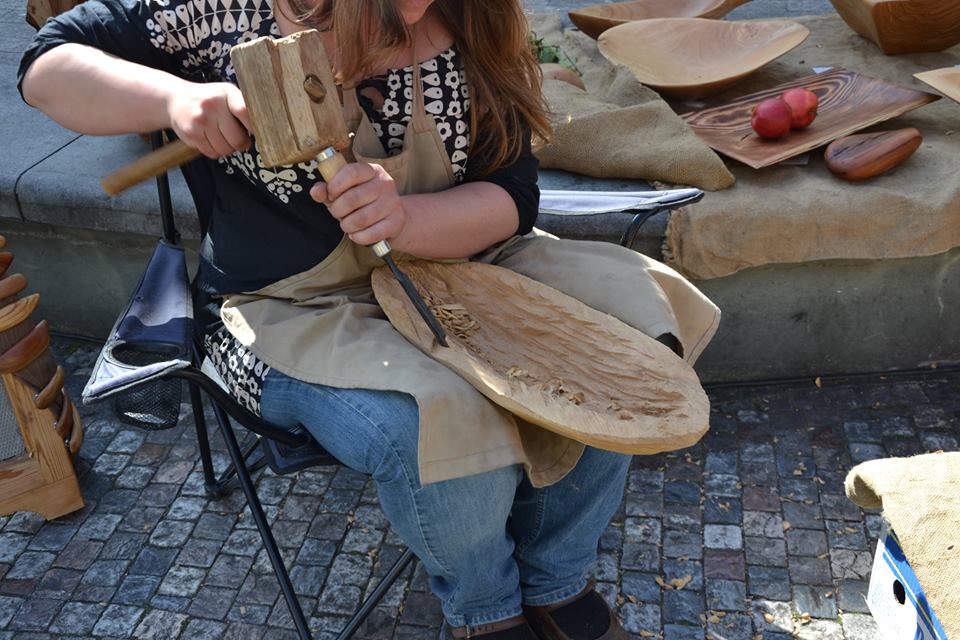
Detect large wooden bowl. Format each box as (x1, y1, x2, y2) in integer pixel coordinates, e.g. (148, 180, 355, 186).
(915, 68, 960, 105)
(372, 261, 711, 455)
(830, 0, 960, 55)
(569, 0, 752, 39)
(598, 18, 809, 100)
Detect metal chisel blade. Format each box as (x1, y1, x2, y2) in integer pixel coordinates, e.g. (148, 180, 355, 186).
(383, 256, 449, 348)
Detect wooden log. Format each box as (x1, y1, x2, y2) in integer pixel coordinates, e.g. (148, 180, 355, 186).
(0, 252, 12, 278)
(824, 128, 922, 181)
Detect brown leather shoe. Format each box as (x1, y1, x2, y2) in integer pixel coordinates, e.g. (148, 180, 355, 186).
(440, 614, 539, 639)
(523, 584, 629, 640)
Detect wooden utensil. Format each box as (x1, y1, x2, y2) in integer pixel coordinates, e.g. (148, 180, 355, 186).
(372, 261, 711, 455)
(570, 0, 751, 39)
(597, 18, 809, 100)
(829, 0, 960, 55)
(101, 29, 351, 195)
(824, 128, 922, 181)
(681, 68, 939, 169)
(914, 68, 960, 105)
(0, 236, 85, 520)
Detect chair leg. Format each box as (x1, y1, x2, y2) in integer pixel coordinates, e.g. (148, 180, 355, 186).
(188, 382, 223, 497)
(215, 407, 313, 640)
(336, 548, 417, 640)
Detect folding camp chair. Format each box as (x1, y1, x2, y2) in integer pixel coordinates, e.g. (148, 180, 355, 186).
(81, 134, 416, 640)
(81, 133, 704, 639)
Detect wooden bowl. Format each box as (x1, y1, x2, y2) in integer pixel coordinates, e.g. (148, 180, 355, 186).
(830, 0, 960, 54)
(569, 0, 752, 39)
(915, 67, 960, 105)
(598, 18, 809, 100)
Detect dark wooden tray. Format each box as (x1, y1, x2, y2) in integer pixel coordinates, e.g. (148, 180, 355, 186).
(681, 68, 939, 169)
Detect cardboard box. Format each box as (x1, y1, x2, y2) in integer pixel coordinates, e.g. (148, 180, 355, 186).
(866, 524, 948, 639)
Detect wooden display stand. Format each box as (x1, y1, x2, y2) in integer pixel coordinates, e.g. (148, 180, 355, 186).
(0, 236, 84, 520)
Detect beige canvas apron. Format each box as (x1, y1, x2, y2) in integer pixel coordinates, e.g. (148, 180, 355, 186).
(220, 50, 721, 487)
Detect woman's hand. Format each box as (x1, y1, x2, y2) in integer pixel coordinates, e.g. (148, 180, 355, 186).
(165, 81, 252, 158)
(310, 163, 407, 247)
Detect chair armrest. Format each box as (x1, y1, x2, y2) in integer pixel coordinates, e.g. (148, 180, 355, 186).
(539, 188, 704, 216)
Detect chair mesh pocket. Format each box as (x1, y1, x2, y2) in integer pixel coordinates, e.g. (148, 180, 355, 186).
(110, 345, 183, 430)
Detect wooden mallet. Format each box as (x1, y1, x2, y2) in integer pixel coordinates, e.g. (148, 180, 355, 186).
(102, 30, 449, 346)
(100, 29, 351, 195)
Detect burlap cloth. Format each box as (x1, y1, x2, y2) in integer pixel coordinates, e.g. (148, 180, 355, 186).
(659, 14, 960, 279)
(845, 452, 960, 637)
(529, 14, 735, 191)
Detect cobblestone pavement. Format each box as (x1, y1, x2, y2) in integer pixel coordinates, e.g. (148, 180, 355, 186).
(3, 338, 957, 639)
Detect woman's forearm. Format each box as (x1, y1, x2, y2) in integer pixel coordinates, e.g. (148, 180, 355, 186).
(21, 43, 183, 135)
(392, 182, 522, 259)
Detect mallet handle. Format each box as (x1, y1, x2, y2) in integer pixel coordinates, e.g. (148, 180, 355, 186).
(101, 139, 201, 196)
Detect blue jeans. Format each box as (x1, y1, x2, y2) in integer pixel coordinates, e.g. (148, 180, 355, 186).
(260, 369, 631, 628)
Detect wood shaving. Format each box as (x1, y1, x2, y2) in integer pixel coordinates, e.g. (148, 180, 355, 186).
(424, 293, 480, 340)
(568, 391, 585, 405)
(541, 378, 565, 397)
(506, 366, 530, 379)
(617, 410, 635, 421)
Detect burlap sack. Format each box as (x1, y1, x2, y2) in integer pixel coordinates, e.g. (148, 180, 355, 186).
(846, 452, 960, 638)
(529, 14, 735, 191)
(662, 14, 960, 280)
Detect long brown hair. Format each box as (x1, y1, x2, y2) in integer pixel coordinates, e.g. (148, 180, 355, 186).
(284, 0, 552, 176)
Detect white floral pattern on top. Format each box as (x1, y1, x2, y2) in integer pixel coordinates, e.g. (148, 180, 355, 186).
(359, 46, 471, 180)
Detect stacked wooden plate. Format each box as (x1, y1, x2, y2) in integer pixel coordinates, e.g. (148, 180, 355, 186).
(570, 0, 752, 39)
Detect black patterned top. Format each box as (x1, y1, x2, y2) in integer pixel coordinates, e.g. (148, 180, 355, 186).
(357, 46, 471, 180)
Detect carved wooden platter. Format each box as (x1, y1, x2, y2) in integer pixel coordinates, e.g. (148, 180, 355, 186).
(372, 261, 710, 455)
(569, 0, 752, 39)
(914, 67, 960, 105)
(598, 18, 809, 100)
(681, 68, 940, 169)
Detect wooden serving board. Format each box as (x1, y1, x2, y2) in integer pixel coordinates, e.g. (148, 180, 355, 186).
(681, 68, 939, 169)
(372, 261, 710, 455)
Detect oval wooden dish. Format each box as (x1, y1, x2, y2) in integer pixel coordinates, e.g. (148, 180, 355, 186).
(372, 261, 710, 455)
(569, 0, 752, 39)
(830, 0, 960, 55)
(598, 18, 809, 100)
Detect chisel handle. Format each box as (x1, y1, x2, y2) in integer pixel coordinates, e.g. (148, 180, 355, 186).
(316, 146, 390, 257)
